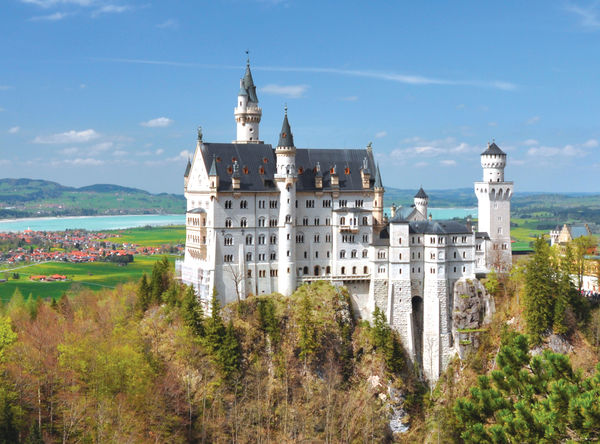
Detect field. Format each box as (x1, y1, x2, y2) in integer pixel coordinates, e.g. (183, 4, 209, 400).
(0, 255, 174, 302)
(510, 218, 549, 252)
(104, 225, 186, 246)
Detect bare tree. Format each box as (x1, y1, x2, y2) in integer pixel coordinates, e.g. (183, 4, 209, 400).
(227, 263, 245, 302)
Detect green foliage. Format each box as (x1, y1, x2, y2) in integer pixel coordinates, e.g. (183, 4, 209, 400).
(524, 238, 555, 343)
(454, 332, 600, 443)
(484, 269, 500, 296)
(257, 296, 279, 345)
(0, 385, 20, 444)
(135, 273, 151, 312)
(150, 256, 171, 304)
(203, 291, 225, 355)
(24, 420, 43, 444)
(371, 306, 404, 374)
(181, 285, 204, 337)
(297, 291, 318, 362)
(217, 321, 241, 379)
(0, 318, 16, 364)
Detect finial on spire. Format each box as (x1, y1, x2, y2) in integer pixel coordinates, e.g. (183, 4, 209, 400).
(367, 142, 373, 154)
(246, 49, 250, 65)
(197, 126, 203, 142)
(284, 103, 288, 115)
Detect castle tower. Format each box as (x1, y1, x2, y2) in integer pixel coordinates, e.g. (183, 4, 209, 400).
(414, 187, 428, 220)
(234, 57, 262, 143)
(474, 142, 513, 270)
(274, 107, 297, 295)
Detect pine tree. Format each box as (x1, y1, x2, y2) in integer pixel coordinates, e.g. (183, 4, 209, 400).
(150, 257, 171, 304)
(218, 321, 242, 378)
(24, 420, 43, 444)
(181, 285, 204, 337)
(523, 237, 556, 344)
(203, 291, 225, 354)
(136, 273, 151, 312)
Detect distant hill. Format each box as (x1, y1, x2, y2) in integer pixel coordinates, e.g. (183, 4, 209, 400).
(0, 178, 185, 219)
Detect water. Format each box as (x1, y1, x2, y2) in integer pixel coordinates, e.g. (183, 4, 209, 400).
(0, 214, 186, 233)
(385, 207, 477, 220)
(0, 208, 477, 233)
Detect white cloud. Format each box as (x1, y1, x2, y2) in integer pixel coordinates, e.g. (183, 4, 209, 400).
(526, 116, 540, 125)
(0, 108, 4, 112)
(90, 141, 113, 152)
(8, 126, 20, 134)
(583, 138, 598, 148)
(157, 18, 178, 29)
(527, 144, 587, 157)
(440, 159, 457, 166)
(140, 117, 173, 128)
(113, 150, 127, 157)
(59, 147, 79, 155)
(260, 84, 309, 99)
(166, 150, 192, 162)
(51, 157, 104, 166)
(155, 148, 164, 155)
(414, 162, 429, 168)
(92, 4, 130, 16)
(79, 83, 87, 89)
(523, 139, 538, 146)
(34, 128, 100, 144)
(389, 137, 478, 161)
(29, 12, 69, 20)
(21, 0, 95, 6)
(375, 131, 387, 139)
(565, 3, 600, 29)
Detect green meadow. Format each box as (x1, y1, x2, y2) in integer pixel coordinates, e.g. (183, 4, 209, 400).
(0, 255, 174, 302)
(510, 218, 549, 251)
(104, 225, 186, 246)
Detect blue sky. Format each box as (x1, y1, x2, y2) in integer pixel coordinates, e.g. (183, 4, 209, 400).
(1, 1, 600, 194)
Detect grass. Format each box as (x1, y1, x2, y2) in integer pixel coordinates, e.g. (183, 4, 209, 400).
(511, 218, 548, 252)
(103, 225, 186, 247)
(0, 255, 175, 302)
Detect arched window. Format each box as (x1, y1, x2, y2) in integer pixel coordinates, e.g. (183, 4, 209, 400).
(246, 252, 252, 261)
(340, 216, 346, 225)
(362, 216, 368, 225)
(303, 266, 309, 275)
(363, 250, 368, 258)
(363, 266, 368, 274)
(340, 250, 346, 259)
(352, 266, 357, 275)
(351, 250, 357, 258)
(314, 266, 320, 276)
(341, 267, 346, 275)
(240, 217, 247, 228)
(326, 266, 331, 274)
(258, 217, 266, 227)
(258, 234, 265, 245)
(225, 218, 232, 228)
(246, 234, 253, 245)
(224, 235, 233, 246)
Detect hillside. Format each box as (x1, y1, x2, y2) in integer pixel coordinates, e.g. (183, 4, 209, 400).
(0, 178, 185, 218)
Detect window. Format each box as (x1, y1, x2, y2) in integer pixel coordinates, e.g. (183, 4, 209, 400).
(270, 218, 277, 227)
(355, 200, 363, 207)
(351, 250, 357, 258)
(462, 236, 467, 243)
(314, 234, 320, 243)
(240, 218, 247, 228)
(296, 234, 304, 243)
(453, 267, 457, 273)
(303, 251, 308, 259)
(378, 266, 386, 274)
(306, 199, 315, 208)
(398, 237, 402, 245)
(315, 251, 319, 258)
(325, 234, 332, 243)
(430, 253, 435, 259)
(270, 252, 276, 260)
(341, 267, 346, 275)
(246, 252, 252, 261)
(363, 250, 369, 258)
(270, 235, 277, 244)
(258, 200, 265, 209)
(362, 216, 369, 225)
(340, 250, 346, 259)
(362, 234, 369, 242)
(378, 251, 386, 259)
(224, 254, 233, 262)
(258, 217, 265, 227)
(246, 234, 253, 245)
(340, 217, 346, 225)
(326, 266, 331, 274)
(270, 269, 278, 277)
(352, 266, 357, 274)
(463, 266, 466, 272)
(259, 270, 266, 278)
(240, 200, 248, 209)
(270, 200, 278, 209)
(398, 268, 402, 275)
(224, 200, 232, 209)
(247, 269, 252, 278)
(430, 268, 435, 274)
(463, 251, 466, 259)
(325, 218, 331, 226)
(339, 200, 347, 207)
(314, 217, 320, 225)
(258, 253, 265, 261)
(326, 251, 330, 258)
(364, 266, 369, 274)
(225, 218, 232, 228)
(454, 252, 457, 259)
(498, 227, 503, 234)
(323, 199, 331, 208)
(258, 235, 265, 245)
(452, 236, 457, 243)
(398, 253, 402, 260)
(303, 217, 309, 226)
(418, 252, 421, 259)
(224, 235, 233, 246)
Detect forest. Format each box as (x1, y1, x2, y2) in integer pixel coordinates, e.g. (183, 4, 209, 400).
(0, 246, 599, 442)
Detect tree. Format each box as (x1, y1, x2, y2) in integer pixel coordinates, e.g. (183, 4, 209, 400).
(523, 237, 556, 344)
(181, 286, 204, 337)
(150, 257, 171, 304)
(203, 291, 225, 355)
(136, 273, 151, 312)
(217, 321, 241, 379)
(297, 292, 318, 363)
(572, 235, 597, 292)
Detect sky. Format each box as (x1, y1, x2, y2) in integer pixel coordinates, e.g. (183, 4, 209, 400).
(1, 1, 600, 194)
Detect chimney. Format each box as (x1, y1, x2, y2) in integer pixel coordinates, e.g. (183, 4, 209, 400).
(231, 160, 241, 190)
(390, 203, 396, 218)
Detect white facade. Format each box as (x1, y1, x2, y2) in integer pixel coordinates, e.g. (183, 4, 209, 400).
(179, 61, 512, 381)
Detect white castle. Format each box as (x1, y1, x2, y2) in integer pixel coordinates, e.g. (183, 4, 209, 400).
(178, 59, 513, 380)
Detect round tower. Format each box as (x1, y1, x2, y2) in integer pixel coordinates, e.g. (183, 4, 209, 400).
(234, 57, 262, 143)
(373, 162, 384, 228)
(274, 107, 297, 296)
(414, 187, 429, 220)
(480, 142, 506, 182)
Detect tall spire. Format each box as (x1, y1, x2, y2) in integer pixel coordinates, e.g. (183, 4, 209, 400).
(278, 106, 294, 147)
(242, 52, 258, 103)
(209, 155, 217, 176)
(374, 163, 383, 188)
(184, 157, 192, 178)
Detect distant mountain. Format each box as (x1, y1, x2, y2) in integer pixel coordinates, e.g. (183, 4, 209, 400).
(0, 178, 185, 219)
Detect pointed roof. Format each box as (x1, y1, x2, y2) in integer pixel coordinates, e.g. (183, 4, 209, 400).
(414, 187, 428, 199)
(277, 108, 294, 147)
(481, 142, 506, 156)
(238, 79, 248, 96)
(208, 155, 217, 176)
(242, 59, 259, 103)
(184, 157, 192, 178)
(374, 163, 383, 188)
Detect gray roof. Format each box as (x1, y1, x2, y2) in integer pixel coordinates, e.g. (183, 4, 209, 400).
(475, 232, 490, 240)
(481, 142, 506, 156)
(414, 187, 428, 199)
(372, 226, 390, 246)
(333, 207, 371, 213)
(209, 155, 217, 176)
(406, 220, 472, 235)
(184, 158, 191, 178)
(569, 224, 592, 239)
(374, 163, 383, 188)
(242, 62, 259, 103)
(278, 112, 294, 147)
(188, 208, 206, 214)
(199, 142, 377, 192)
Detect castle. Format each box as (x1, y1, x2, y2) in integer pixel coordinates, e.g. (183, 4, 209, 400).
(178, 59, 513, 381)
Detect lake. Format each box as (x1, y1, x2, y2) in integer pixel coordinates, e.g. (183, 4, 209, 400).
(0, 208, 477, 233)
(0, 214, 186, 233)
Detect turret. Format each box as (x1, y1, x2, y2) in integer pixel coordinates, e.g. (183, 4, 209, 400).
(208, 155, 218, 191)
(360, 154, 371, 189)
(414, 187, 428, 220)
(480, 142, 506, 183)
(183, 157, 191, 189)
(234, 56, 262, 143)
(274, 107, 297, 296)
(373, 163, 384, 227)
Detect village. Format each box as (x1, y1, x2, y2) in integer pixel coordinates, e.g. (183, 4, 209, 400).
(0, 228, 183, 267)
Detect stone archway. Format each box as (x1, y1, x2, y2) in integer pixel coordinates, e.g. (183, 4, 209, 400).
(411, 296, 424, 369)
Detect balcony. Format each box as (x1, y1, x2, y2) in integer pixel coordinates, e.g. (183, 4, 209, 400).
(339, 225, 359, 233)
